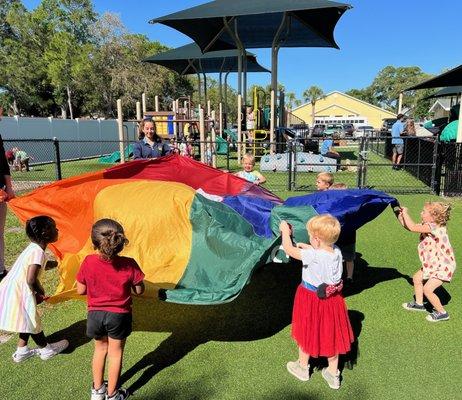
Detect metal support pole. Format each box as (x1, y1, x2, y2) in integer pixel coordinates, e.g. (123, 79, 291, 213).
(224, 71, 231, 114)
(226, 136, 230, 171)
(457, 93, 462, 143)
(197, 73, 202, 104)
(417, 138, 421, 180)
(287, 141, 293, 191)
(270, 90, 275, 154)
(223, 18, 244, 96)
(431, 139, 440, 194)
(218, 58, 226, 104)
(172, 100, 177, 139)
(53, 137, 62, 181)
(243, 51, 247, 104)
(356, 136, 365, 188)
(117, 99, 125, 163)
(211, 110, 216, 168)
(219, 102, 223, 136)
(76, 118, 81, 159)
(199, 107, 205, 163)
(202, 72, 208, 108)
(361, 137, 368, 187)
(270, 13, 289, 153)
(238, 94, 242, 163)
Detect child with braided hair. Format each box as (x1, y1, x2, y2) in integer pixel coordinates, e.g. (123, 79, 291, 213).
(399, 202, 456, 322)
(76, 219, 145, 400)
(0, 215, 69, 362)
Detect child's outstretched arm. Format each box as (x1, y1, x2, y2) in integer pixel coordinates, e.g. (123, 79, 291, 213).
(76, 281, 87, 295)
(393, 205, 405, 227)
(133, 281, 145, 295)
(279, 221, 302, 260)
(27, 264, 45, 295)
(256, 172, 266, 185)
(400, 207, 432, 233)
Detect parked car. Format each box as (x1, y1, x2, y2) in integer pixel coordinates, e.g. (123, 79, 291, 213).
(354, 125, 375, 138)
(324, 124, 344, 138)
(381, 118, 397, 132)
(342, 123, 354, 136)
(290, 123, 310, 138)
(311, 124, 326, 137)
(275, 127, 319, 153)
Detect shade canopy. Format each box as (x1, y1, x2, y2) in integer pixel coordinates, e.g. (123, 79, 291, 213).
(150, 0, 351, 52)
(406, 64, 462, 91)
(143, 43, 270, 75)
(424, 85, 462, 100)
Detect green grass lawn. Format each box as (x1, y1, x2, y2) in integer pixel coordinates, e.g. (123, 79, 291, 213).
(1, 160, 461, 399)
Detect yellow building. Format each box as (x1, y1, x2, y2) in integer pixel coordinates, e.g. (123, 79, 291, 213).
(292, 91, 396, 129)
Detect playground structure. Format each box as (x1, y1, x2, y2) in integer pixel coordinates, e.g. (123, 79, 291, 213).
(116, 94, 221, 167)
(115, 89, 336, 174)
(260, 152, 337, 173)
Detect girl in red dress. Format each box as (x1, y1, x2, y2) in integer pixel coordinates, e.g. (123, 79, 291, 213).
(280, 214, 354, 390)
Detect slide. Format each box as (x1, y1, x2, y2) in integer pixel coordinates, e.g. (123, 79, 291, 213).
(99, 144, 134, 164)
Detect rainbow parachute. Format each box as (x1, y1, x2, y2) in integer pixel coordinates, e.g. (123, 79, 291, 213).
(9, 155, 396, 305)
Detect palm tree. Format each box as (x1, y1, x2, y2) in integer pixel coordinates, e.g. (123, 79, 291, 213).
(285, 92, 297, 111)
(303, 86, 324, 126)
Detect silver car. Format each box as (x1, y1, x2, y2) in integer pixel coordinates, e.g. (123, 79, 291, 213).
(353, 125, 375, 138)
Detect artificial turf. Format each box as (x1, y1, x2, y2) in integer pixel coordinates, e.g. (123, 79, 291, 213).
(0, 170, 461, 399)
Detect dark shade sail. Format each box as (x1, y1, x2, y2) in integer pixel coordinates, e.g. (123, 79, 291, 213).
(424, 86, 462, 100)
(150, 0, 351, 51)
(143, 43, 270, 75)
(406, 64, 462, 91)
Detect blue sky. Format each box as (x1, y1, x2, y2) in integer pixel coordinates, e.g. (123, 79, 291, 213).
(22, 0, 462, 100)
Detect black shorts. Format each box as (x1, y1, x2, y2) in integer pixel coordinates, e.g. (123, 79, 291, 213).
(87, 311, 132, 340)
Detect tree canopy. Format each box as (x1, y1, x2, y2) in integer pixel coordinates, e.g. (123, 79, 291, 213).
(346, 66, 436, 118)
(0, 1, 193, 118)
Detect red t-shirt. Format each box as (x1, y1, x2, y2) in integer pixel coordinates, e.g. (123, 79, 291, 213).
(76, 254, 145, 313)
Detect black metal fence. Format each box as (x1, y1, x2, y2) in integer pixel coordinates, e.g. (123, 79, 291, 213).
(4, 136, 462, 196)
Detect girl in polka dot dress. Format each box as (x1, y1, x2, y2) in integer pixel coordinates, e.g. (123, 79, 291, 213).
(399, 202, 456, 322)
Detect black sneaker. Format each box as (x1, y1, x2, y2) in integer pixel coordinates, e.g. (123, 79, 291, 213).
(426, 311, 450, 322)
(402, 301, 426, 312)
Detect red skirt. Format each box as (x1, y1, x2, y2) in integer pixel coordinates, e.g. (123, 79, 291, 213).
(291, 284, 354, 357)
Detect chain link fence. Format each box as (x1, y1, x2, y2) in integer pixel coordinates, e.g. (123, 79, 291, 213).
(4, 136, 461, 196)
(4, 138, 134, 193)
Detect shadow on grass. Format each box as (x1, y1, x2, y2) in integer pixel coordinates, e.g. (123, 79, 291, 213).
(342, 254, 452, 306)
(342, 254, 412, 298)
(338, 150, 358, 161)
(46, 319, 90, 353)
(121, 262, 300, 394)
(122, 259, 371, 395)
(62, 252, 445, 396)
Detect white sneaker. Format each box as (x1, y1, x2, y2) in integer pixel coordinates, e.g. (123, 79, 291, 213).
(91, 381, 107, 400)
(39, 339, 69, 360)
(12, 347, 38, 363)
(286, 361, 310, 381)
(321, 367, 341, 389)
